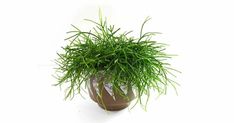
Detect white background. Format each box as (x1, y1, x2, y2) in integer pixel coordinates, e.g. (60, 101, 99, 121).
(0, 0, 234, 123)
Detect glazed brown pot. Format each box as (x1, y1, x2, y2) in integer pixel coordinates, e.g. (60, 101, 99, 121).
(88, 74, 135, 111)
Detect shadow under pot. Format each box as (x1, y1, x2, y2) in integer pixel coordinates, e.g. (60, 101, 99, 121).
(88, 75, 135, 111)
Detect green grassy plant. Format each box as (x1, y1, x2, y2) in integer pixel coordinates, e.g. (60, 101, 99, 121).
(55, 12, 179, 109)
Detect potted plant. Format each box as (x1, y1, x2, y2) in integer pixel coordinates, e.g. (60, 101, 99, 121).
(54, 12, 179, 111)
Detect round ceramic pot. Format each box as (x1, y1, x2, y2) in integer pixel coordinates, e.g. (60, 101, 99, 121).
(87, 74, 135, 111)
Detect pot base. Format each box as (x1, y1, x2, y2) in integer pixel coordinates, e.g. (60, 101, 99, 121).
(98, 103, 130, 111)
